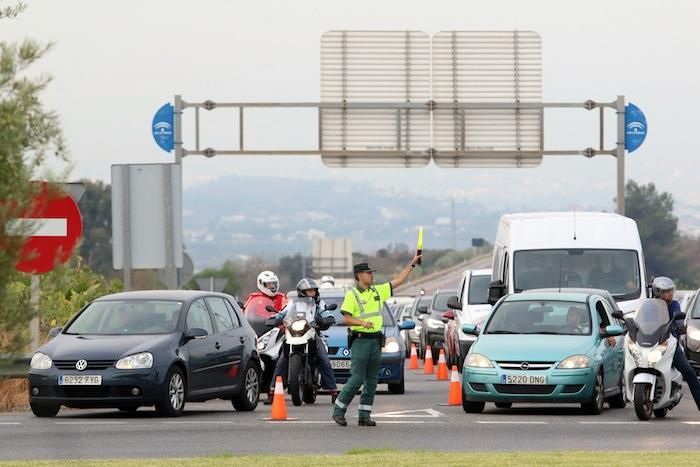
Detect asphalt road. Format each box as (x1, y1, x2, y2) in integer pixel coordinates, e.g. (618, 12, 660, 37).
(2, 368, 700, 460)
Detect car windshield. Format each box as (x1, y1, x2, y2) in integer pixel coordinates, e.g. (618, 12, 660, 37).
(468, 275, 492, 305)
(485, 300, 592, 336)
(632, 299, 670, 345)
(64, 300, 183, 335)
(513, 249, 641, 300)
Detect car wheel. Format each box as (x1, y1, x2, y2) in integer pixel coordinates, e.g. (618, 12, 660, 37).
(581, 371, 604, 415)
(462, 399, 485, 414)
(30, 402, 60, 418)
(232, 362, 260, 412)
(653, 408, 668, 418)
(608, 373, 627, 409)
(155, 366, 186, 417)
(388, 375, 405, 394)
(495, 402, 512, 409)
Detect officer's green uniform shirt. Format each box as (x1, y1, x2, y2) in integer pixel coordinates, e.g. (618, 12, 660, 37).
(341, 282, 392, 333)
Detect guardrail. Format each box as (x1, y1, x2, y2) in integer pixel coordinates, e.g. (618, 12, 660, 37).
(0, 354, 30, 379)
(396, 253, 492, 295)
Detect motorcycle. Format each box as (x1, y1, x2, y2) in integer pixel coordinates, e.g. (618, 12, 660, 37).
(624, 298, 686, 420)
(264, 297, 336, 406)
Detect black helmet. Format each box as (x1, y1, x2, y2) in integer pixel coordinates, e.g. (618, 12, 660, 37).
(296, 278, 320, 302)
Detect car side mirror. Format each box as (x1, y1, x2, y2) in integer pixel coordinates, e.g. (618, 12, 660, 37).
(324, 303, 338, 311)
(487, 280, 506, 305)
(265, 305, 277, 313)
(447, 296, 462, 310)
(48, 327, 62, 338)
(186, 328, 208, 340)
(611, 310, 624, 320)
(461, 323, 479, 335)
(603, 324, 624, 337)
(417, 314, 425, 321)
(442, 311, 455, 323)
(417, 306, 429, 314)
(399, 320, 416, 330)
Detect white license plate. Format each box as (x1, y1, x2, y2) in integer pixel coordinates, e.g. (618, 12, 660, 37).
(58, 375, 102, 386)
(330, 360, 351, 370)
(501, 374, 546, 385)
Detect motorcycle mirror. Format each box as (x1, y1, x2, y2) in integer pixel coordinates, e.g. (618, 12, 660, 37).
(324, 303, 338, 311)
(611, 310, 624, 320)
(673, 311, 687, 321)
(265, 305, 277, 313)
(264, 318, 279, 327)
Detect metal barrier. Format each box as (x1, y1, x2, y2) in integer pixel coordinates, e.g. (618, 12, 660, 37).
(0, 355, 30, 379)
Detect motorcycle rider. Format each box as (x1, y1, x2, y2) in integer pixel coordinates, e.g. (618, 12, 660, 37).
(264, 278, 338, 404)
(652, 276, 700, 411)
(243, 271, 287, 311)
(320, 275, 336, 289)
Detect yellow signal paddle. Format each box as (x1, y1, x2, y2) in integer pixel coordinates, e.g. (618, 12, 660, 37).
(416, 226, 423, 266)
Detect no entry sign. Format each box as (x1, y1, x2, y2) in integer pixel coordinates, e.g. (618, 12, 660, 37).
(9, 183, 83, 274)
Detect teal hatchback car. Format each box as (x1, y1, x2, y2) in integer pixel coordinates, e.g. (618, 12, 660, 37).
(462, 292, 626, 415)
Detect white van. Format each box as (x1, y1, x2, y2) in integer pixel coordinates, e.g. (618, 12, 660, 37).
(448, 269, 492, 366)
(489, 212, 648, 314)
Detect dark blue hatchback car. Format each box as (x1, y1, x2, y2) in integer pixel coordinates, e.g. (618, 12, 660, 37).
(28, 290, 261, 417)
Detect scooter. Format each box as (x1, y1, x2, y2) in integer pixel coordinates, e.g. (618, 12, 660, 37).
(256, 322, 285, 393)
(624, 298, 686, 420)
(264, 297, 336, 406)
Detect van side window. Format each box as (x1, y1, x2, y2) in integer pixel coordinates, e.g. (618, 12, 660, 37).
(503, 252, 509, 289)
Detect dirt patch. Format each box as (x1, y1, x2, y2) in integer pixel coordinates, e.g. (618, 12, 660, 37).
(0, 378, 28, 412)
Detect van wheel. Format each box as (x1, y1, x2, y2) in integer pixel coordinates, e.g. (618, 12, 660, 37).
(232, 362, 260, 411)
(155, 366, 186, 417)
(30, 402, 60, 418)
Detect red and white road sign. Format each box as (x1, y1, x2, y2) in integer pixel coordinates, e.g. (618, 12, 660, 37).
(8, 183, 83, 274)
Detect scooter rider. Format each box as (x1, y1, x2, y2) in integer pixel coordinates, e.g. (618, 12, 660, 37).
(264, 278, 338, 404)
(652, 276, 700, 410)
(243, 271, 287, 311)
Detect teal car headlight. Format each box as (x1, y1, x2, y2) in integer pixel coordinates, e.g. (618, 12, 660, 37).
(557, 355, 590, 369)
(466, 353, 493, 368)
(381, 337, 400, 353)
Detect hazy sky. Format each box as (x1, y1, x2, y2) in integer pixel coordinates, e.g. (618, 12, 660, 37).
(5, 0, 700, 224)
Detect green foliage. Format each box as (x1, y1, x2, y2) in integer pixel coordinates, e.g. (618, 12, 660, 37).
(185, 260, 241, 296)
(77, 179, 113, 277)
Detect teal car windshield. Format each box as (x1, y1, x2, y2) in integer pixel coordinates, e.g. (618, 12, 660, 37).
(485, 300, 592, 336)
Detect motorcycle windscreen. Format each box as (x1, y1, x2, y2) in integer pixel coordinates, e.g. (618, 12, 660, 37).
(632, 299, 669, 346)
(283, 297, 317, 327)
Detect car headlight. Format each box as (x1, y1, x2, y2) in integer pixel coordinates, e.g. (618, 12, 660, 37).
(30, 352, 52, 370)
(687, 327, 700, 343)
(290, 320, 308, 333)
(465, 353, 493, 368)
(557, 355, 590, 369)
(648, 343, 668, 365)
(381, 337, 400, 353)
(427, 318, 444, 330)
(115, 352, 153, 370)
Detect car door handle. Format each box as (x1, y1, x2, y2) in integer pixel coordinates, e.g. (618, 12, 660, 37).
(215, 342, 222, 350)
(239, 336, 247, 343)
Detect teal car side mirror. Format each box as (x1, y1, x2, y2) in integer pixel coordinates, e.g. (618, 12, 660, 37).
(399, 320, 416, 330)
(462, 323, 479, 335)
(603, 324, 624, 337)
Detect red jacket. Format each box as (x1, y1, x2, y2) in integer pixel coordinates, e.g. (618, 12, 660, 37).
(243, 292, 287, 312)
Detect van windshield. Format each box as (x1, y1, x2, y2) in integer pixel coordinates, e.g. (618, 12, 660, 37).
(513, 249, 641, 301)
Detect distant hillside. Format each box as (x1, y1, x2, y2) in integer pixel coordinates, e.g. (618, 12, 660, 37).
(183, 175, 503, 267)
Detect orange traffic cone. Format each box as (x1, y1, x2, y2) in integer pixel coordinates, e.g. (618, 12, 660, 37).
(423, 346, 434, 374)
(260, 376, 298, 421)
(436, 349, 449, 381)
(408, 343, 419, 370)
(445, 365, 462, 405)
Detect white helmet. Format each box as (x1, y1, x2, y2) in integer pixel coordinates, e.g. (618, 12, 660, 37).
(257, 271, 280, 297)
(320, 275, 335, 289)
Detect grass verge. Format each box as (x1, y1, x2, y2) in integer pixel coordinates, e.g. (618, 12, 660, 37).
(0, 378, 27, 412)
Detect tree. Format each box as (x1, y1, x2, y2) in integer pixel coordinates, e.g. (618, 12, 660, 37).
(0, 2, 67, 353)
(185, 261, 241, 297)
(624, 180, 693, 285)
(77, 179, 113, 276)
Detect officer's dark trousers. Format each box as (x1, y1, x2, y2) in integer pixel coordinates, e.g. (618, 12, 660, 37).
(673, 346, 700, 410)
(333, 337, 381, 421)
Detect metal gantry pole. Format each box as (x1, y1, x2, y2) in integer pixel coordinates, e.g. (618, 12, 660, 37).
(121, 165, 132, 291)
(616, 95, 626, 215)
(163, 165, 177, 290)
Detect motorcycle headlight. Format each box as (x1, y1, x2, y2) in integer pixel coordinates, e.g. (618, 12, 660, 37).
(626, 337, 643, 365)
(291, 320, 308, 333)
(257, 335, 269, 350)
(557, 355, 590, 369)
(115, 352, 153, 370)
(30, 352, 52, 370)
(427, 318, 444, 330)
(381, 337, 400, 354)
(649, 343, 668, 365)
(465, 353, 493, 368)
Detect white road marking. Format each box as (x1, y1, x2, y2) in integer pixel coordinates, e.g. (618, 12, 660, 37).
(55, 421, 128, 425)
(267, 420, 441, 425)
(682, 422, 700, 425)
(476, 420, 547, 425)
(6, 218, 67, 237)
(371, 409, 444, 418)
(579, 421, 650, 425)
(161, 421, 235, 424)
(0, 422, 21, 425)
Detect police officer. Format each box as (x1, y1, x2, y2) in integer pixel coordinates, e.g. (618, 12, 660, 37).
(332, 252, 422, 427)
